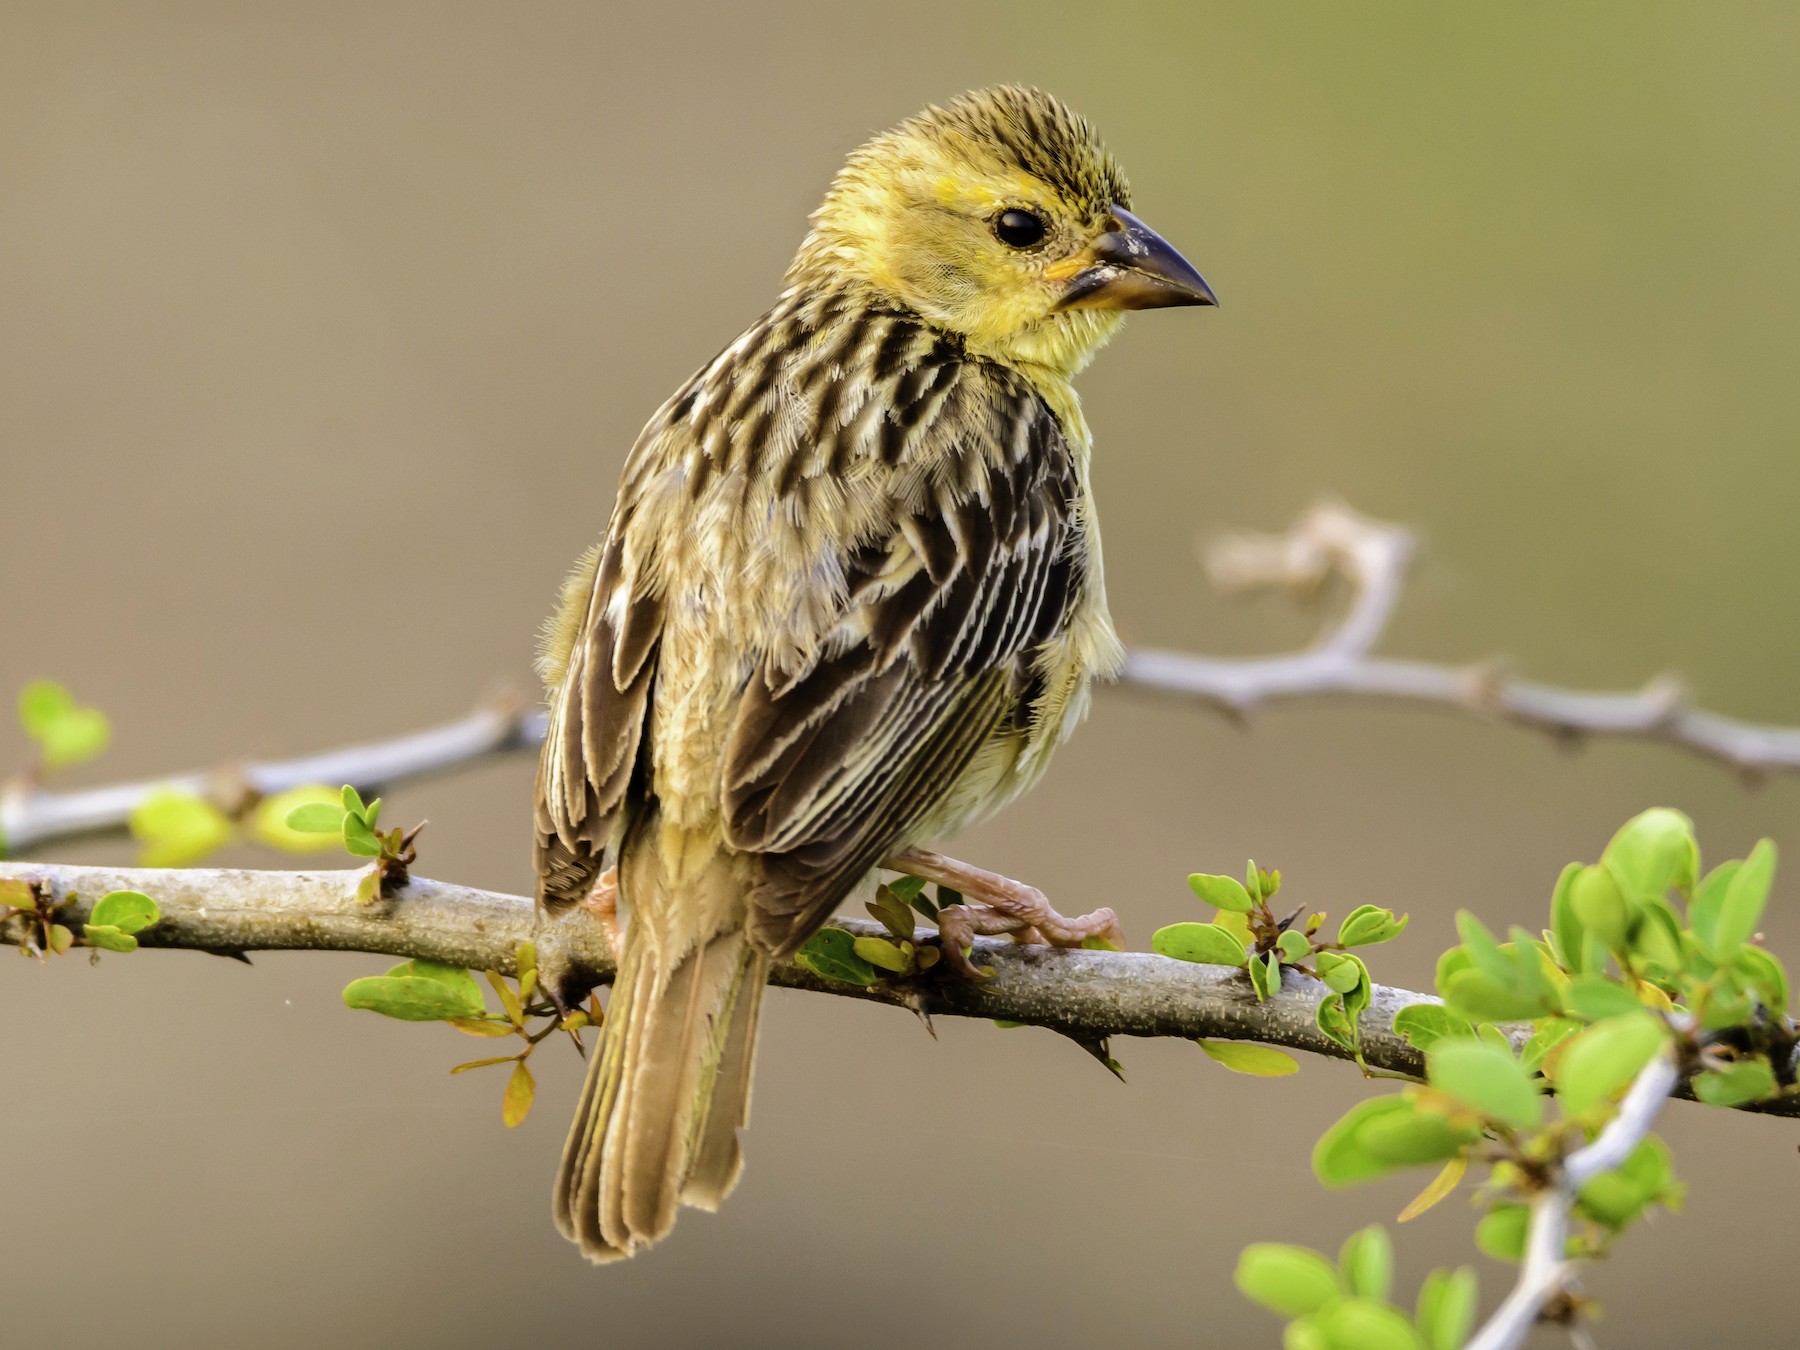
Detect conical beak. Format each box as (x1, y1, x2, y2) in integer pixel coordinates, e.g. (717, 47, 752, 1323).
(1051, 206, 1217, 312)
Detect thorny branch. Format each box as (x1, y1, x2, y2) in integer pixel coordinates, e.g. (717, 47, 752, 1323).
(1465, 1051, 1683, 1350)
(8, 503, 1800, 862)
(1, 862, 1792, 1121)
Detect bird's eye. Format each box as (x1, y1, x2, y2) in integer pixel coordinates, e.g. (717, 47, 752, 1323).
(994, 209, 1047, 249)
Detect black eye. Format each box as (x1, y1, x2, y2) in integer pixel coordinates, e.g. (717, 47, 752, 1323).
(994, 209, 1046, 249)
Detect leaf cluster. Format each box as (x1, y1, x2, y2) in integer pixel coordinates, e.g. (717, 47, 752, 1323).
(341, 941, 594, 1128)
(1236, 1225, 1475, 1350)
(1153, 862, 1408, 1062)
(286, 784, 425, 902)
(1, 880, 160, 960)
(794, 874, 963, 985)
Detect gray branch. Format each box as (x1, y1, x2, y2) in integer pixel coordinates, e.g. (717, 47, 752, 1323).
(1466, 1050, 1683, 1350)
(9, 504, 1800, 862)
(2, 861, 1788, 1126)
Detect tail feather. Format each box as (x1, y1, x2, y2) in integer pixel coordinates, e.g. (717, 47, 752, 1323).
(682, 950, 767, 1210)
(556, 926, 761, 1262)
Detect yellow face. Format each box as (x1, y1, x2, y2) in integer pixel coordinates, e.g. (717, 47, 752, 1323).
(790, 87, 1214, 376)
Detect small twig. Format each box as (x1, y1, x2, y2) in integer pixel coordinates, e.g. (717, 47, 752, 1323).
(0, 696, 544, 857)
(9, 505, 1800, 862)
(1123, 502, 1800, 775)
(1465, 1051, 1684, 1350)
(0, 862, 1789, 1121)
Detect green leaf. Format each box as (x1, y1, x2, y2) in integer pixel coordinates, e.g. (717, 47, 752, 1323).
(1189, 873, 1254, 913)
(1631, 896, 1685, 973)
(1316, 950, 1365, 995)
(1358, 1102, 1479, 1167)
(283, 800, 348, 835)
(343, 972, 486, 1021)
(1554, 1012, 1667, 1116)
(865, 885, 917, 940)
(252, 786, 345, 851)
(1474, 1204, 1530, 1263)
(852, 935, 912, 974)
(1439, 969, 1547, 1023)
(879, 873, 923, 903)
(340, 784, 367, 817)
(1577, 1135, 1679, 1229)
(1427, 1040, 1542, 1130)
(1733, 945, 1789, 1013)
(1561, 974, 1646, 1023)
(1455, 912, 1511, 983)
(1694, 1059, 1777, 1108)
(1249, 950, 1282, 1001)
(19, 681, 111, 769)
(1712, 839, 1777, 957)
(1689, 860, 1739, 952)
(1548, 862, 1591, 975)
(1313, 1297, 1423, 1350)
(1519, 1017, 1581, 1075)
(1571, 864, 1632, 951)
(1338, 905, 1408, 948)
(1338, 1225, 1392, 1302)
(82, 924, 137, 953)
(89, 890, 159, 935)
(39, 706, 112, 769)
(1314, 1096, 1475, 1186)
(1602, 808, 1699, 899)
(1152, 921, 1247, 968)
(501, 1059, 535, 1127)
(390, 957, 483, 998)
(342, 814, 383, 857)
(1317, 993, 1356, 1049)
(1314, 1097, 1412, 1187)
(793, 928, 879, 986)
(1392, 1004, 1474, 1052)
(1235, 1243, 1342, 1317)
(1200, 1040, 1299, 1076)
(1277, 929, 1311, 961)
(484, 968, 526, 1027)
(18, 679, 74, 736)
(1414, 1267, 1478, 1350)
(128, 788, 233, 867)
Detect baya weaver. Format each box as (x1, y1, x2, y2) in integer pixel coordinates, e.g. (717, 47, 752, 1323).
(534, 84, 1214, 1261)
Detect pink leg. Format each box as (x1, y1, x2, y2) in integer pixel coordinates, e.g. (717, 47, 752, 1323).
(882, 846, 1124, 980)
(583, 866, 622, 961)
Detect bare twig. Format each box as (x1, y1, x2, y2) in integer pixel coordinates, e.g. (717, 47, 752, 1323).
(1466, 1051, 1683, 1350)
(1, 862, 1789, 1123)
(1121, 502, 1800, 774)
(0, 696, 545, 857)
(8, 504, 1799, 862)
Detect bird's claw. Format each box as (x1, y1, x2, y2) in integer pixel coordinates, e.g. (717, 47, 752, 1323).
(883, 846, 1124, 981)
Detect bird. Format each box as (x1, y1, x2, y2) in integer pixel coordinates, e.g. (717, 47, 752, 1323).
(533, 84, 1215, 1263)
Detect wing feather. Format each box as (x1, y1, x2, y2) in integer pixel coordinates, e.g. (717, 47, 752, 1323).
(722, 365, 1083, 953)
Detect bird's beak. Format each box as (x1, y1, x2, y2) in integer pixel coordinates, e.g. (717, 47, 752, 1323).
(1049, 206, 1217, 312)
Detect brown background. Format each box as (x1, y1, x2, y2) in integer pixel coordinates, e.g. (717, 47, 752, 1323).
(5, 4, 1800, 1347)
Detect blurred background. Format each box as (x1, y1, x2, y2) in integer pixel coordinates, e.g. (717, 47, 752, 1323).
(5, 3, 1800, 1346)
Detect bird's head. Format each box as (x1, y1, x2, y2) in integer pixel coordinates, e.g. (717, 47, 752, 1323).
(789, 85, 1214, 376)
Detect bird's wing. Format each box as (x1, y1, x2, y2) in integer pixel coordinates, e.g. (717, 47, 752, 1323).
(722, 360, 1083, 955)
(534, 500, 664, 915)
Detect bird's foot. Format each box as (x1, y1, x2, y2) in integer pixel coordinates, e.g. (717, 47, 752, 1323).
(583, 866, 622, 962)
(881, 846, 1124, 980)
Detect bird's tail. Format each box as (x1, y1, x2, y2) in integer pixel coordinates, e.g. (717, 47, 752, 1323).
(554, 915, 766, 1262)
